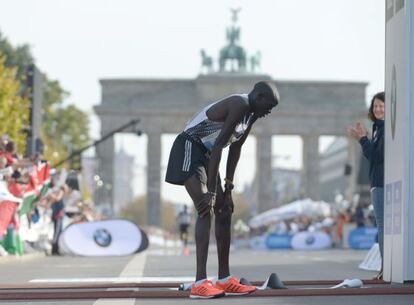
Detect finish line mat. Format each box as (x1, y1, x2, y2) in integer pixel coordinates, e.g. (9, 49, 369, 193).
(0, 285, 414, 300)
(1, 278, 386, 289)
(1, 279, 414, 300)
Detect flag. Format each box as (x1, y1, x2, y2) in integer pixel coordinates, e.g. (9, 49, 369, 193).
(0, 181, 22, 203)
(37, 162, 51, 198)
(18, 172, 39, 216)
(17, 162, 51, 216)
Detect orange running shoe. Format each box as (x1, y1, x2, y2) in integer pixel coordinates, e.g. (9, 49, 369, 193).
(190, 280, 226, 299)
(214, 277, 256, 296)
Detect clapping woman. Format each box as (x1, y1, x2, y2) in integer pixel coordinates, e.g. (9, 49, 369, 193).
(347, 91, 385, 279)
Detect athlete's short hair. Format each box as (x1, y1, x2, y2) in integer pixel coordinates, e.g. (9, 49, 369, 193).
(252, 81, 280, 106)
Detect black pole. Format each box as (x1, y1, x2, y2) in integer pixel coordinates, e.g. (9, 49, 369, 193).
(53, 118, 141, 168)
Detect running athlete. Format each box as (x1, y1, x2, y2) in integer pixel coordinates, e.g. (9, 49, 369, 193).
(177, 205, 191, 253)
(165, 81, 280, 298)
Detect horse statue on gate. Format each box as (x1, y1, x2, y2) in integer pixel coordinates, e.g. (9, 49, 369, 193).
(250, 51, 262, 73)
(200, 49, 213, 74)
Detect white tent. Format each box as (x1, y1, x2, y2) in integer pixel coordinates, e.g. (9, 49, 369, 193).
(248, 198, 331, 229)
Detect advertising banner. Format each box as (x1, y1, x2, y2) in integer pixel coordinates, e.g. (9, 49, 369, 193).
(384, 0, 414, 282)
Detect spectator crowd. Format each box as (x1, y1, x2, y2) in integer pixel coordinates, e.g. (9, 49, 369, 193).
(0, 134, 101, 257)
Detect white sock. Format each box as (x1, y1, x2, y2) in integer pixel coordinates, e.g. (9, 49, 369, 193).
(195, 278, 207, 285)
(218, 276, 231, 283)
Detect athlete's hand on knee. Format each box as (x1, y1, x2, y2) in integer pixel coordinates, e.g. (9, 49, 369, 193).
(224, 191, 234, 211)
(215, 191, 234, 215)
(197, 192, 216, 217)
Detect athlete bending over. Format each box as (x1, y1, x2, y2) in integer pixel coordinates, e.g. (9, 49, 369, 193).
(165, 81, 280, 298)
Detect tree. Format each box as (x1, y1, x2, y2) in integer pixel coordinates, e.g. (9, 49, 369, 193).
(42, 98, 90, 168)
(0, 54, 29, 152)
(118, 195, 147, 225)
(0, 32, 33, 81)
(118, 196, 179, 232)
(232, 192, 252, 222)
(0, 30, 89, 165)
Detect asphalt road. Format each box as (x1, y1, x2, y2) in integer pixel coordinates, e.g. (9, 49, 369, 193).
(1, 246, 413, 305)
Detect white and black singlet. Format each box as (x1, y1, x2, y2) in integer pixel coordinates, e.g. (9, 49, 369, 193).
(165, 94, 253, 185)
(184, 94, 253, 151)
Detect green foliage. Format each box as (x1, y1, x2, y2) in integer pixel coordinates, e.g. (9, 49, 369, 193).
(43, 100, 90, 169)
(42, 76, 68, 111)
(0, 30, 90, 166)
(119, 192, 251, 234)
(118, 196, 179, 232)
(161, 201, 180, 233)
(0, 32, 33, 81)
(40, 73, 90, 169)
(232, 192, 252, 222)
(118, 196, 147, 226)
(0, 54, 30, 152)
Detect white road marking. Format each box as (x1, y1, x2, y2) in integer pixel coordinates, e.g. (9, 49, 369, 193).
(93, 252, 147, 305)
(30, 276, 195, 283)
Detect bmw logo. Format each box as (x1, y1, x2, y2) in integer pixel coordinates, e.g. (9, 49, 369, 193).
(93, 228, 112, 247)
(305, 235, 315, 245)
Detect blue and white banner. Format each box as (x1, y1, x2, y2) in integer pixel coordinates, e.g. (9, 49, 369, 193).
(265, 233, 292, 249)
(348, 227, 378, 250)
(291, 231, 332, 250)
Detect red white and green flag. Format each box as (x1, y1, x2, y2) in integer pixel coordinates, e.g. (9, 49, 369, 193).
(36, 162, 51, 198)
(17, 173, 39, 216)
(18, 162, 51, 216)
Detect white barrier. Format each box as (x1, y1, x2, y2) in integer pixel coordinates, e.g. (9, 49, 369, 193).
(59, 219, 148, 256)
(359, 243, 382, 272)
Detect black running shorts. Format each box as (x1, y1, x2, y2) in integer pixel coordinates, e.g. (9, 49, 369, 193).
(165, 132, 209, 185)
(179, 224, 189, 234)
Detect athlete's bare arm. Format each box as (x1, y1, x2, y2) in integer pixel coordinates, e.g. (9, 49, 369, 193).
(195, 96, 250, 217)
(225, 116, 257, 183)
(206, 96, 250, 193)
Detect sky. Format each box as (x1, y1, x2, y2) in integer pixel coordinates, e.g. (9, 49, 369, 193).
(0, 0, 385, 204)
